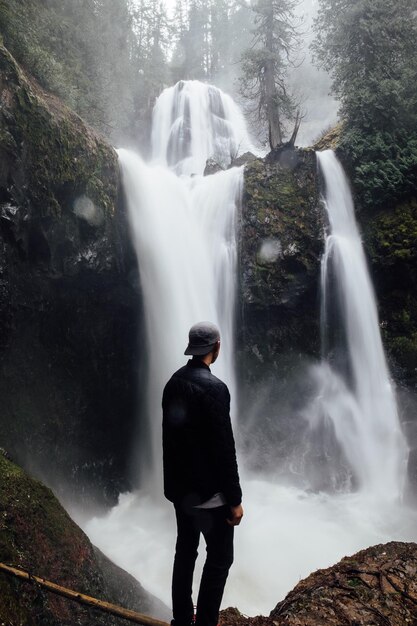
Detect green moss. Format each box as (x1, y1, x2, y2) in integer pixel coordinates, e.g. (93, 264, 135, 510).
(387, 334, 417, 372)
(361, 198, 417, 381)
(238, 148, 324, 369)
(366, 200, 417, 266)
(0, 43, 118, 222)
(0, 455, 102, 623)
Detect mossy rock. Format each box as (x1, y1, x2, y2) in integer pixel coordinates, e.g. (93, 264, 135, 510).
(313, 122, 344, 152)
(0, 43, 142, 506)
(236, 148, 325, 476)
(0, 43, 118, 224)
(0, 454, 168, 625)
(239, 147, 324, 358)
(361, 198, 417, 384)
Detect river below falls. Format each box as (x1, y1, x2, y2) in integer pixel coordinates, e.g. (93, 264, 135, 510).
(80, 476, 417, 616)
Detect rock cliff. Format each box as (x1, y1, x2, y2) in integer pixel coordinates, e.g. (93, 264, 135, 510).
(236, 147, 325, 478)
(0, 43, 142, 506)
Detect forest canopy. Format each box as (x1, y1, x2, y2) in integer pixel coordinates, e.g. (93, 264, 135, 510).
(1, 0, 416, 209)
(313, 0, 417, 208)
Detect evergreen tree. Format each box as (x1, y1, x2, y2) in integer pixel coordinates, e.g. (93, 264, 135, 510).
(170, 0, 249, 85)
(171, 0, 208, 79)
(130, 0, 171, 146)
(239, 0, 301, 149)
(313, 0, 417, 207)
(0, 0, 171, 146)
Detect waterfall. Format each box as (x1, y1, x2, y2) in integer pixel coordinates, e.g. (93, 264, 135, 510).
(83, 119, 417, 618)
(151, 80, 254, 175)
(118, 81, 247, 491)
(311, 150, 408, 500)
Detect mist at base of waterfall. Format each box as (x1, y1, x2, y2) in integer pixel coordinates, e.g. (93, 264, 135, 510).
(82, 477, 417, 617)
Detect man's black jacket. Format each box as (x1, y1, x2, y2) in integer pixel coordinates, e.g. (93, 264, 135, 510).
(162, 359, 242, 507)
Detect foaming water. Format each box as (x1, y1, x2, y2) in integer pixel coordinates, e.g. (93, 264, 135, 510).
(314, 150, 408, 500)
(84, 478, 417, 616)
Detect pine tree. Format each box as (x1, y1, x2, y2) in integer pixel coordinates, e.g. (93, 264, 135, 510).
(313, 0, 417, 207)
(239, 0, 301, 149)
(130, 0, 171, 146)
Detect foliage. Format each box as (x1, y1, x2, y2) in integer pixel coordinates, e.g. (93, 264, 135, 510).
(170, 0, 253, 87)
(0, 0, 256, 147)
(313, 0, 417, 208)
(239, 0, 301, 149)
(0, 0, 169, 146)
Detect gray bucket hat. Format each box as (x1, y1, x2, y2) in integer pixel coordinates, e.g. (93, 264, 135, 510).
(184, 321, 220, 356)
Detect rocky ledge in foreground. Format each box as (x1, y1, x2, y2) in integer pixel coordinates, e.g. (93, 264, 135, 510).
(0, 454, 168, 625)
(221, 541, 417, 626)
(2, 452, 416, 626)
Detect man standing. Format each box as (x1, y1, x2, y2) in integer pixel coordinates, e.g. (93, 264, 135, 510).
(162, 321, 243, 626)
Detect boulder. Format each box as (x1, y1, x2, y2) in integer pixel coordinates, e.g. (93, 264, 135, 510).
(231, 151, 257, 168)
(221, 542, 417, 626)
(204, 158, 224, 176)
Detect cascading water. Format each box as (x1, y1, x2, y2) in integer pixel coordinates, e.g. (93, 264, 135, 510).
(152, 80, 253, 176)
(307, 150, 409, 500)
(117, 81, 249, 492)
(82, 95, 417, 617)
(83, 80, 251, 604)
(119, 152, 242, 491)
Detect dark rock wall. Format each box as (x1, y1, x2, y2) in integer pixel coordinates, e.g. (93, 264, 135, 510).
(359, 198, 417, 498)
(236, 147, 325, 480)
(0, 44, 143, 506)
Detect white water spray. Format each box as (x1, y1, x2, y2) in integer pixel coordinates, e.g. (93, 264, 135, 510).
(119, 151, 242, 490)
(311, 150, 408, 500)
(117, 81, 247, 491)
(152, 80, 253, 176)
(82, 96, 417, 618)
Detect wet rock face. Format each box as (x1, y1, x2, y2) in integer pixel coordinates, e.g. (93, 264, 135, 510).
(271, 542, 417, 626)
(0, 44, 142, 506)
(0, 455, 169, 626)
(239, 148, 324, 351)
(236, 148, 325, 479)
(359, 199, 417, 387)
(220, 542, 417, 626)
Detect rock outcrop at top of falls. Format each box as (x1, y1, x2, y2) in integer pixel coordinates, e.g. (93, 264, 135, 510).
(236, 148, 326, 478)
(0, 453, 168, 626)
(220, 541, 417, 626)
(0, 43, 142, 506)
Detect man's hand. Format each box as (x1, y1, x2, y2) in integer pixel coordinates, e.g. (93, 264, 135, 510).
(227, 504, 243, 526)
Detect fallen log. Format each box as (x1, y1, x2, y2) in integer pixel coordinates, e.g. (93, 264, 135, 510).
(0, 561, 170, 626)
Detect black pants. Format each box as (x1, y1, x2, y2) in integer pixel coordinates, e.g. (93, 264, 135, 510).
(172, 503, 234, 626)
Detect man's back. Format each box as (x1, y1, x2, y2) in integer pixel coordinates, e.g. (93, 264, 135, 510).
(163, 323, 242, 626)
(162, 358, 242, 508)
